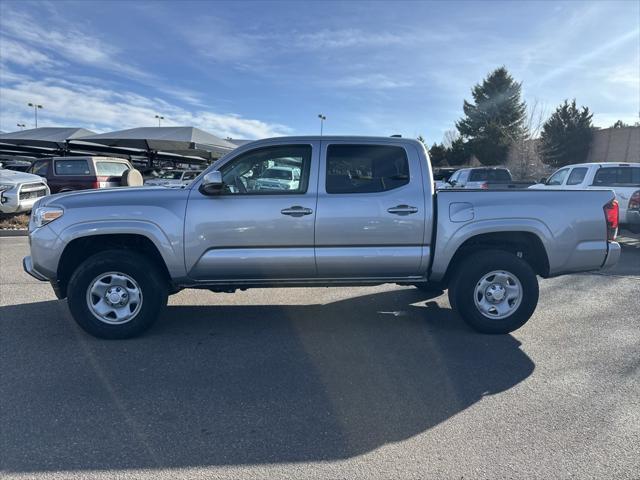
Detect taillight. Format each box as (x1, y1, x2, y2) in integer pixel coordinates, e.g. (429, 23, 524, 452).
(92, 176, 108, 189)
(480, 182, 488, 190)
(603, 199, 618, 241)
(629, 190, 640, 211)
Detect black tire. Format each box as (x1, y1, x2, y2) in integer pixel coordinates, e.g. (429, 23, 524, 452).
(449, 250, 539, 334)
(67, 250, 168, 339)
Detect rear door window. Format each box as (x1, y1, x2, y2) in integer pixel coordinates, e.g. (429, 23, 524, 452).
(592, 167, 640, 186)
(54, 159, 91, 176)
(95, 162, 130, 176)
(326, 144, 409, 194)
(566, 167, 588, 185)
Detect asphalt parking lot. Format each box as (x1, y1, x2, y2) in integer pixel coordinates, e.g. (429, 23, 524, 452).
(1, 236, 639, 479)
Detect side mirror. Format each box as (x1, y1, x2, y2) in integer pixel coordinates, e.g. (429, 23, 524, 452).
(199, 171, 224, 195)
(448, 179, 457, 186)
(539, 177, 547, 184)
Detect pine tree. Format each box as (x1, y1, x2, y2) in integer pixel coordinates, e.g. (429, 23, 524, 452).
(428, 143, 447, 166)
(456, 67, 526, 165)
(540, 99, 594, 168)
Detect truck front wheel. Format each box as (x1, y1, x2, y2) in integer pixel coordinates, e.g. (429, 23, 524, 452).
(448, 250, 538, 334)
(67, 250, 168, 339)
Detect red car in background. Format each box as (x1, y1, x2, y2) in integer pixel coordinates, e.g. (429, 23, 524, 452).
(28, 156, 134, 194)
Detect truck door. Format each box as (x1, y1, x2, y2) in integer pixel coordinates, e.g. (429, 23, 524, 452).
(314, 141, 430, 278)
(184, 142, 319, 281)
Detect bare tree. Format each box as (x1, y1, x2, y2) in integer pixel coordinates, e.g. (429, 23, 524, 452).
(442, 129, 460, 149)
(506, 99, 548, 180)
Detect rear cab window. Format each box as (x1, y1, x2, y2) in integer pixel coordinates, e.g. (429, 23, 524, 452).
(326, 144, 409, 194)
(95, 161, 130, 177)
(566, 167, 588, 185)
(592, 166, 640, 186)
(469, 169, 511, 182)
(54, 159, 91, 176)
(546, 168, 570, 185)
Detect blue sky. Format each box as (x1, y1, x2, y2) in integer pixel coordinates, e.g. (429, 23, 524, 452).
(0, 0, 638, 141)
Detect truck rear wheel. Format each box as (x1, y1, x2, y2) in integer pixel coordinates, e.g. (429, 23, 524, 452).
(67, 250, 168, 339)
(449, 250, 538, 334)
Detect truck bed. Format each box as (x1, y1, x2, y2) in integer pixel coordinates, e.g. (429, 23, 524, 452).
(430, 188, 618, 281)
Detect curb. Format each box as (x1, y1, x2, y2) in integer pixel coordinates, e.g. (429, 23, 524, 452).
(0, 229, 28, 237)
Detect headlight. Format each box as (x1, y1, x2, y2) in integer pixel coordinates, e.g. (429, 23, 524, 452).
(0, 183, 14, 193)
(32, 206, 64, 228)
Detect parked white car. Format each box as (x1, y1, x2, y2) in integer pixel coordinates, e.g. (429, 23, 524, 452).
(529, 162, 640, 232)
(0, 168, 50, 214)
(144, 170, 200, 187)
(255, 166, 301, 191)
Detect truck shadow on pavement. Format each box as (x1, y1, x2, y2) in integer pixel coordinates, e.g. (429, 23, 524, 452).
(1, 288, 534, 473)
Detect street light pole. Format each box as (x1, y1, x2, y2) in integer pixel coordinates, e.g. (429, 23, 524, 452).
(318, 114, 326, 136)
(155, 115, 164, 127)
(28, 103, 43, 128)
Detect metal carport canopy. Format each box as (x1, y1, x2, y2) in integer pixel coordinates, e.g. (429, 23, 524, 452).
(0, 127, 95, 149)
(69, 126, 237, 153)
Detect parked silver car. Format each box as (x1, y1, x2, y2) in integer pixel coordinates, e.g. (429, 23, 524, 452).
(23, 136, 620, 339)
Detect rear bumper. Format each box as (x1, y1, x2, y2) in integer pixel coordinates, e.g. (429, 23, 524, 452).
(23, 256, 48, 281)
(625, 210, 640, 227)
(602, 242, 621, 270)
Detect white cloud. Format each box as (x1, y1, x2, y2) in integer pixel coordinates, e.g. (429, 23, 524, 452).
(535, 28, 640, 85)
(0, 71, 291, 139)
(1, 7, 147, 79)
(329, 74, 412, 89)
(0, 37, 60, 69)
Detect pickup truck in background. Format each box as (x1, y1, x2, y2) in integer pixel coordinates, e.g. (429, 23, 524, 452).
(530, 162, 640, 233)
(23, 136, 621, 339)
(445, 167, 534, 189)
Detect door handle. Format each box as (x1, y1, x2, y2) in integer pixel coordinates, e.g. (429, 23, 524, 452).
(387, 205, 418, 215)
(281, 206, 313, 217)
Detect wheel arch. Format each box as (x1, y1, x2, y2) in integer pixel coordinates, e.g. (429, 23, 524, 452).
(442, 231, 550, 286)
(56, 233, 173, 298)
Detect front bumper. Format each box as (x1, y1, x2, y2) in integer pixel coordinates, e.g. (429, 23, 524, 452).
(601, 241, 621, 270)
(23, 256, 48, 281)
(1, 192, 38, 214)
(1, 185, 49, 214)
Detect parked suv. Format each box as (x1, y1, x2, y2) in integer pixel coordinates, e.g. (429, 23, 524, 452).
(0, 167, 50, 214)
(28, 156, 134, 193)
(255, 166, 301, 191)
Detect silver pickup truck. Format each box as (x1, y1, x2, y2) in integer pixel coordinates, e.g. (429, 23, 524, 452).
(23, 136, 621, 339)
